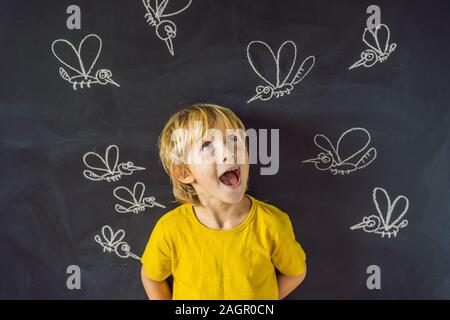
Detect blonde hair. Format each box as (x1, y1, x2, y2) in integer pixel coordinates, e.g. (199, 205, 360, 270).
(158, 103, 246, 206)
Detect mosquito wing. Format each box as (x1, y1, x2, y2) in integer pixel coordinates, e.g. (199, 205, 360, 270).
(372, 187, 391, 229)
(78, 34, 102, 77)
(276, 40, 297, 87)
(105, 145, 120, 172)
(355, 147, 377, 169)
(247, 41, 278, 88)
(114, 186, 140, 207)
(143, 0, 159, 24)
(362, 24, 392, 55)
(133, 182, 146, 204)
(290, 55, 315, 85)
(336, 128, 372, 164)
(52, 34, 102, 78)
(83, 150, 111, 180)
(386, 193, 409, 229)
(101, 225, 126, 246)
(373, 24, 392, 54)
(51, 38, 85, 76)
(158, 0, 192, 18)
(314, 134, 340, 164)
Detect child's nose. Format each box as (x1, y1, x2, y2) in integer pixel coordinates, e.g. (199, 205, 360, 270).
(217, 141, 236, 164)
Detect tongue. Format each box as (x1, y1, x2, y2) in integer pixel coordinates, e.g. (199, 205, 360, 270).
(220, 171, 238, 186)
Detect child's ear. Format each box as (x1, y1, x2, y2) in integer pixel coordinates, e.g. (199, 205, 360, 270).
(174, 165, 195, 184)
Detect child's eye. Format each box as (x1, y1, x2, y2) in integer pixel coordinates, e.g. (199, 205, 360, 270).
(201, 141, 212, 150)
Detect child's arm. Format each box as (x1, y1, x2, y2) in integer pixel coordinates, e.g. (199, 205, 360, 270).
(141, 266, 172, 300)
(276, 263, 307, 300)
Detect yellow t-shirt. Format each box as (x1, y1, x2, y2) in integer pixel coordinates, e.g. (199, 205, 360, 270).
(141, 194, 306, 300)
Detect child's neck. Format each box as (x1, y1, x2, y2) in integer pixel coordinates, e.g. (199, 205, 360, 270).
(192, 195, 251, 230)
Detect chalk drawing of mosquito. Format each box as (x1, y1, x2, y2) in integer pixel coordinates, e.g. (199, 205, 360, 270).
(350, 187, 409, 238)
(95, 225, 140, 260)
(113, 182, 166, 214)
(303, 127, 377, 175)
(83, 145, 145, 182)
(349, 24, 397, 70)
(142, 0, 192, 56)
(246, 40, 315, 103)
(51, 34, 120, 90)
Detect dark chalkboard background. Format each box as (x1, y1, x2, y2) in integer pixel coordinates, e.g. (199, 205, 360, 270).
(0, 0, 449, 299)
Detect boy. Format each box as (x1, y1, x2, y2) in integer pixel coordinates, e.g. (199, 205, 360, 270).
(141, 104, 307, 299)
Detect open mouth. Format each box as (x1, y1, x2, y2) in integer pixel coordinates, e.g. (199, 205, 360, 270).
(219, 166, 241, 189)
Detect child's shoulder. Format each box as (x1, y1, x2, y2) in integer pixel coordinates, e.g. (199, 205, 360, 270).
(155, 202, 191, 227)
(251, 195, 292, 227)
